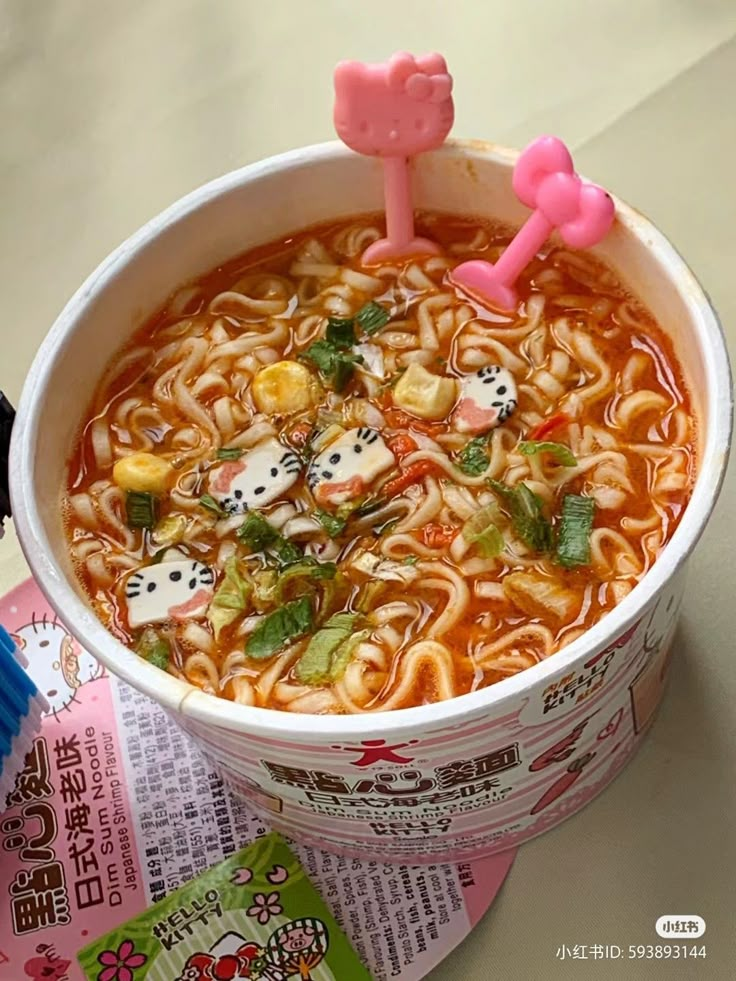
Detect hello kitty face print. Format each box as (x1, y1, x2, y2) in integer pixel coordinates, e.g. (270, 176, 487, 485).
(307, 427, 394, 506)
(123, 549, 215, 628)
(333, 51, 453, 158)
(208, 439, 302, 514)
(453, 366, 518, 434)
(11, 613, 102, 716)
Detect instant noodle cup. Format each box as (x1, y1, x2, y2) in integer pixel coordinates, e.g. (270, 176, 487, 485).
(9, 141, 732, 861)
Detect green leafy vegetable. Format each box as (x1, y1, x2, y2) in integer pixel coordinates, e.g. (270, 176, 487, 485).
(216, 447, 245, 461)
(135, 627, 170, 671)
(300, 320, 364, 393)
(403, 555, 419, 566)
(126, 491, 158, 529)
(294, 612, 363, 685)
(237, 511, 302, 566)
(519, 441, 578, 467)
(199, 493, 226, 517)
(356, 301, 390, 335)
(325, 317, 357, 348)
(488, 479, 554, 553)
(556, 494, 596, 568)
(245, 595, 314, 660)
(315, 509, 347, 538)
(457, 436, 491, 476)
(206, 556, 252, 640)
(356, 579, 387, 613)
(276, 558, 337, 601)
(461, 506, 505, 558)
(329, 630, 370, 683)
(238, 511, 278, 550)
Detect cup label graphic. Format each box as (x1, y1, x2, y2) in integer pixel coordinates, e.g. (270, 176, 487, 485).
(188, 569, 685, 861)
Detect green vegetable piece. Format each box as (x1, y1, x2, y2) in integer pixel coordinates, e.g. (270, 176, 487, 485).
(238, 512, 304, 566)
(329, 629, 370, 682)
(125, 491, 158, 529)
(300, 326, 364, 393)
(461, 506, 505, 558)
(206, 556, 252, 640)
(556, 494, 596, 568)
(294, 612, 361, 685)
(134, 627, 170, 671)
(246, 595, 314, 660)
(457, 435, 490, 476)
(326, 317, 357, 348)
(356, 301, 390, 335)
(217, 447, 245, 461)
(403, 555, 419, 566)
(199, 493, 225, 517)
(316, 509, 347, 538)
(519, 440, 578, 467)
(488, 479, 554, 553)
(276, 558, 337, 601)
(238, 511, 278, 551)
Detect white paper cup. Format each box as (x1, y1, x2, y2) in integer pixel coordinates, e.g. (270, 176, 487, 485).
(10, 141, 732, 862)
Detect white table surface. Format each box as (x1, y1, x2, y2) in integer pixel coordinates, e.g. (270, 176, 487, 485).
(1, 2, 734, 977)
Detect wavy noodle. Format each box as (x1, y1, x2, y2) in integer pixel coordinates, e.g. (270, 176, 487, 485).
(65, 216, 695, 715)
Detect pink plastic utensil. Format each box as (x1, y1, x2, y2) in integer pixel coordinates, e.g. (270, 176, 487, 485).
(334, 51, 454, 265)
(452, 135, 615, 311)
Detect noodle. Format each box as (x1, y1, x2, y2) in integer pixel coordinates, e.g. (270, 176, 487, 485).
(63, 213, 694, 714)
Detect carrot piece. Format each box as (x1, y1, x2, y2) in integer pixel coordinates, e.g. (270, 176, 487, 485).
(387, 433, 419, 460)
(287, 422, 313, 449)
(528, 412, 571, 441)
(385, 408, 445, 437)
(382, 460, 442, 497)
(421, 524, 457, 548)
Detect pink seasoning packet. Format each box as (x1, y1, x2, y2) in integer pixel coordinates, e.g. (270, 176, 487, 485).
(77, 832, 371, 980)
(0, 576, 516, 981)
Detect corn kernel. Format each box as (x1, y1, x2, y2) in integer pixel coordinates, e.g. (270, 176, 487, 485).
(252, 361, 315, 415)
(112, 452, 173, 494)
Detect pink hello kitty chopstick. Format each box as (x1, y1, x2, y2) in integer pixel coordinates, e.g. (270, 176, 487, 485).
(452, 136, 615, 310)
(334, 51, 454, 264)
(333, 53, 615, 306)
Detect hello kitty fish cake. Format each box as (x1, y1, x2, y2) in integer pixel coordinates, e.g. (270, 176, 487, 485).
(208, 438, 302, 514)
(124, 548, 215, 628)
(307, 427, 395, 507)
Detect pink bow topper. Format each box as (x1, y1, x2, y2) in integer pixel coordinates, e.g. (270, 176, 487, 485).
(334, 51, 454, 264)
(452, 136, 615, 311)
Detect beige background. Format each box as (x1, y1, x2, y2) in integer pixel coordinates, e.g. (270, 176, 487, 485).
(1, 2, 735, 978)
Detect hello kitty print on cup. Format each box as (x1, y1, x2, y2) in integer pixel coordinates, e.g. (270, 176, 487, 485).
(334, 51, 454, 263)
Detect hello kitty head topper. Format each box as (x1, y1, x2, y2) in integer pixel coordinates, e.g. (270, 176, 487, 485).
(334, 51, 454, 264)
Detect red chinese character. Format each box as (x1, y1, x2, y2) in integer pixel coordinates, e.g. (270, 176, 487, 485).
(75, 875, 104, 909)
(52, 734, 82, 771)
(10, 862, 70, 934)
(69, 836, 99, 877)
(6, 739, 53, 807)
(2, 803, 58, 863)
(59, 768, 86, 804)
(64, 802, 92, 840)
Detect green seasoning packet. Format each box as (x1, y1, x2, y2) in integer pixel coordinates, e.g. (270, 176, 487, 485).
(78, 832, 372, 980)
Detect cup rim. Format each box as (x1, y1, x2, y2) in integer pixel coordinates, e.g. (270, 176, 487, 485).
(9, 138, 733, 738)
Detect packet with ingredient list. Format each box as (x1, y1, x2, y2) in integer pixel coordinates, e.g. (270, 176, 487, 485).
(78, 832, 371, 980)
